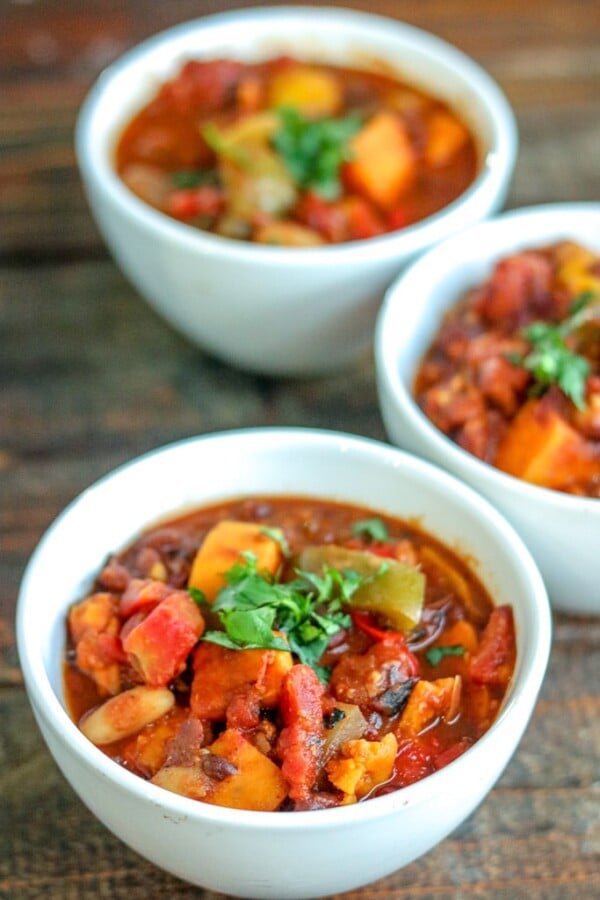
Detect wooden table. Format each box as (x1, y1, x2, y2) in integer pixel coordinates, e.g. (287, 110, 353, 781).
(1, 1, 599, 897)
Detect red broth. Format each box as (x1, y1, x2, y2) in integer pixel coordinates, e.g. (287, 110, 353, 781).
(415, 241, 600, 497)
(115, 57, 478, 245)
(64, 496, 515, 812)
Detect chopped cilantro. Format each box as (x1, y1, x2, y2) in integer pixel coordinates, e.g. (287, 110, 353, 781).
(352, 517, 389, 543)
(170, 169, 219, 189)
(426, 644, 465, 666)
(510, 291, 594, 410)
(261, 525, 290, 558)
(272, 107, 361, 200)
(195, 553, 363, 681)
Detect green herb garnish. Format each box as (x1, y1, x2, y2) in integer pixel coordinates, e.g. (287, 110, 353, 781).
(352, 518, 389, 543)
(171, 169, 219, 189)
(196, 553, 367, 681)
(272, 107, 361, 200)
(425, 644, 465, 666)
(261, 526, 290, 558)
(510, 292, 593, 410)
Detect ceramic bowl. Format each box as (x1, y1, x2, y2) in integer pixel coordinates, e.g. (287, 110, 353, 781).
(375, 202, 600, 615)
(75, 6, 517, 376)
(17, 428, 550, 898)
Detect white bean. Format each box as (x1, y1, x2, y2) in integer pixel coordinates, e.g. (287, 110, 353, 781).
(79, 686, 175, 745)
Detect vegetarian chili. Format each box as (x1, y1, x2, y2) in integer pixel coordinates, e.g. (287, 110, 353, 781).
(115, 57, 478, 245)
(64, 496, 515, 811)
(415, 241, 600, 497)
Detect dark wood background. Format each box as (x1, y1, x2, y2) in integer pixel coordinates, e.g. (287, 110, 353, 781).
(1, 1, 599, 897)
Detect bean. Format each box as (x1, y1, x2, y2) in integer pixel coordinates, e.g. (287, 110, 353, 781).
(79, 686, 175, 745)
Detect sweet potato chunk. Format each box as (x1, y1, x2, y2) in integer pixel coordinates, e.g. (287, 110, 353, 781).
(344, 112, 415, 210)
(188, 520, 283, 600)
(495, 398, 600, 489)
(267, 65, 342, 117)
(191, 641, 293, 719)
(398, 676, 462, 736)
(207, 728, 288, 811)
(425, 111, 470, 167)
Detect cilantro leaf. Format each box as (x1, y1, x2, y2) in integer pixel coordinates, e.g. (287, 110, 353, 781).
(272, 107, 361, 200)
(352, 517, 390, 543)
(171, 169, 219, 189)
(426, 644, 465, 666)
(197, 554, 361, 681)
(511, 293, 594, 410)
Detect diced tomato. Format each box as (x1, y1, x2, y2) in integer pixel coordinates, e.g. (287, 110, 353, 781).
(469, 605, 516, 688)
(295, 191, 347, 242)
(158, 60, 245, 116)
(434, 738, 472, 769)
(392, 736, 437, 788)
(123, 591, 205, 687)
(342, 197, 384, 241)
(386, 206, 411, 232)
(167, 186, 224, 220)
(277, 665, 324, 801)
(120, 577, 171, 618)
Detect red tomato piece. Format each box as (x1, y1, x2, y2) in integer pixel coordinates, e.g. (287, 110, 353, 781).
(277, 665, 324, 801)
(120, 577, 171, 618)
(123, 591, 205, 687)
(167, 186, 224, 220)
(469, 605, 516, 688)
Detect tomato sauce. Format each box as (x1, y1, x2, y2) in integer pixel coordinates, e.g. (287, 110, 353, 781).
(115, 57, 478, 245)
(64, 496, 515, 811)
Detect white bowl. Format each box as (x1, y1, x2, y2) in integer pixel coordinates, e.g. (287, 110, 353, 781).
(375, 202, 600, 616)
(75, 6, 517, 376)
(17, 428, 550, 898)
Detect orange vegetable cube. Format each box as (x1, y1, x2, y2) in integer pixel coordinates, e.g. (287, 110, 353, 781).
(398, 676, 462, 736)
(191, 641, 293, 719)
(207, 728, 288, 811)
(495, 399, 600, 489)
(326, 732, 398, 800)
(188, 520, 283, 600)
(425, 111, 469, 167)
(267, 65, 342, 117)
(344, 112, 415, 210)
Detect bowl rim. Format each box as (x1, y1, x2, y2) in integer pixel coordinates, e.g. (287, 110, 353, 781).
(74, 4, 517, 266)
(17, 426, 551, 832)
(375, 201, 600, 514)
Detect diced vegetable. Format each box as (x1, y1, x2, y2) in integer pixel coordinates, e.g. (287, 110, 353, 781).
(277, 664, 324, 801)
(68, 592, 122, 696)
(495, 398, 599, 488)
(469, 605, 515, 688)
(254, 220, 325, 246)
(79, 686, 175, 745)
(153, 728, 288, 810)
(267, 65, 342, 117)
(326, 732, 397, 800)
(188, 520, 283, 600)
(344, 112, 416, 209)
(398, 676, 462, 736)
(120, 707, 190, 777)
(206, 728, 288, 811)
(122, 591, 205, 687)
(425, 111, 470, 167)
(322, 702, 368, 762)
(191, 641, 293, 719)
(298, 544, 424, 630)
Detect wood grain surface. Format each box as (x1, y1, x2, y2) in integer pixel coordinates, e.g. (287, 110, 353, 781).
(1, 1, 599, 897)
